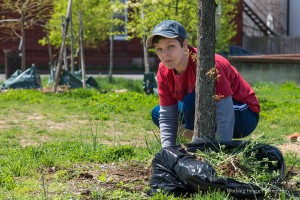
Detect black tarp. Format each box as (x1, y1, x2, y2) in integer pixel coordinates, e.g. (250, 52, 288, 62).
(143, 72, 158, 95)
(1, 66, 42, 89)
(49, 69, 99, 89)
(149, 140, 286, 199)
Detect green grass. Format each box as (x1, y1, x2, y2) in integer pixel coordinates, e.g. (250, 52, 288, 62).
(0, 77, 299, 199)
(252, 81, 300, 144)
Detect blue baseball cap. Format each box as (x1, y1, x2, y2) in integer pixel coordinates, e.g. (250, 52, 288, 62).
(146, 20, 186, 47)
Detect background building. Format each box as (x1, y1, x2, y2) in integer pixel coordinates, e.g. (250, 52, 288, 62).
(0, 0, 299, 76)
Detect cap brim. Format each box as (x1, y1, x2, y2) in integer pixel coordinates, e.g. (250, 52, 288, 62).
(146, 33, 178, 48)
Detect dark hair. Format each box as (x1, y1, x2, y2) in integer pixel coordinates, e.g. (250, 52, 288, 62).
(152, 35, 185, 47)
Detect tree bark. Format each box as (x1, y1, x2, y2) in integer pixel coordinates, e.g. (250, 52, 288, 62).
(108, 34, 114, 83)
(46, 32, 53, 68)
(141, 10, 150, 74)
(108, 13, 114, 83)
(53, 0, 72, 92)
(61, 16, 69, 71)
(79, 12, 86, 88)
(194, 0, 216, 140)
(175, 0, 179, 15)
(142, 35, 150, 74)
(20, 17, 26, 71)
(70, 8, 75, 74)
(46, 32, 55, 81)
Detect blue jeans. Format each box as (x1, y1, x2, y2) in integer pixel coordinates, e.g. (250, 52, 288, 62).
(151, 92, 259, 139)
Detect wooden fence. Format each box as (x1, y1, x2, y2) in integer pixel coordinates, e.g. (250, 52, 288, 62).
(243, 36, 300, 54)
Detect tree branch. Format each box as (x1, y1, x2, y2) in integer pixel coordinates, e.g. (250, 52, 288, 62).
(0, 19, 20, 23)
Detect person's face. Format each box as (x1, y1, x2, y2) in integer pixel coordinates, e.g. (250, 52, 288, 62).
(154, 38, 188, 72)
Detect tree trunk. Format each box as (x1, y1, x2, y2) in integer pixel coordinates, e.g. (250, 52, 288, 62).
(194, 0, 216, 140)
(175, 0, 179, 15)
(20, 17, 26, 71)
(108, 13, 114, 83)
(79, 12, 86, 88)
(142, 36, 150, 73)
(70, 8, 75, 74)
(63, 45, 68, 71)
(108, 34, 114, 83)
(61, 16, 69, 71)
(53, 0, 72, 92)
(46, 32, 55, 81)
(141, 10, 150, 74)
(46, 32, 53, 67)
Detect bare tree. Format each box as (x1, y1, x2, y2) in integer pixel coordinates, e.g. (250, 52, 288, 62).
(53, 0, 72, 93)
(69, 7, 75, 74)
(0, 0, 52, 70)
(141, 9, 150, 74)
(194, 0, 216, 140)
(79, 12, 86, 88)
(108, 12, 114, 84)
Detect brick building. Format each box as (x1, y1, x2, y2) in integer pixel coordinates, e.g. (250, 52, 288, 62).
(0, 0, 155, 75)
(0, 1, 242, 76)
(2, 0, 296, 76)
(0, 22, 149, 74)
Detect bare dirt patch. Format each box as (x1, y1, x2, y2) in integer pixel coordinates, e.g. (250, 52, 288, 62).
(277, 142, 300, 156)
(20, 135, 51, 147)
(44, 162, 151, 199)
(40, 151, 300, 199)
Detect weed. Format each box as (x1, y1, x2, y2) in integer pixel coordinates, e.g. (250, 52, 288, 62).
(0, 172, 16, 190)
(67, 88, 98, 98)
(284, 152, 300, 168)
(0, 79, 299, 199)
(194, 140, 284, 198)
(145, 131, 161, 155)
(193, 190, 233, 200)
(150, 192, 183, 199)
(87, 122, 99, 152)
(96, 77, 144, 93)
(98, 171, 111, 183)
(40, 171, 48, 200)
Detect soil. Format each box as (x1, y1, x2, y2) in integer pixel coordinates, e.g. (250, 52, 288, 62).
(44, 162, 151, 199)
(41, 146, 300, 200)
(278, 143, 300, 156)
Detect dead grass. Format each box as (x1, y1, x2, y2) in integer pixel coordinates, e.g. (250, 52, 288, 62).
(0, 109, 156, 148)
(278, 142, 300, 156)
(41, 162, 151, 199)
